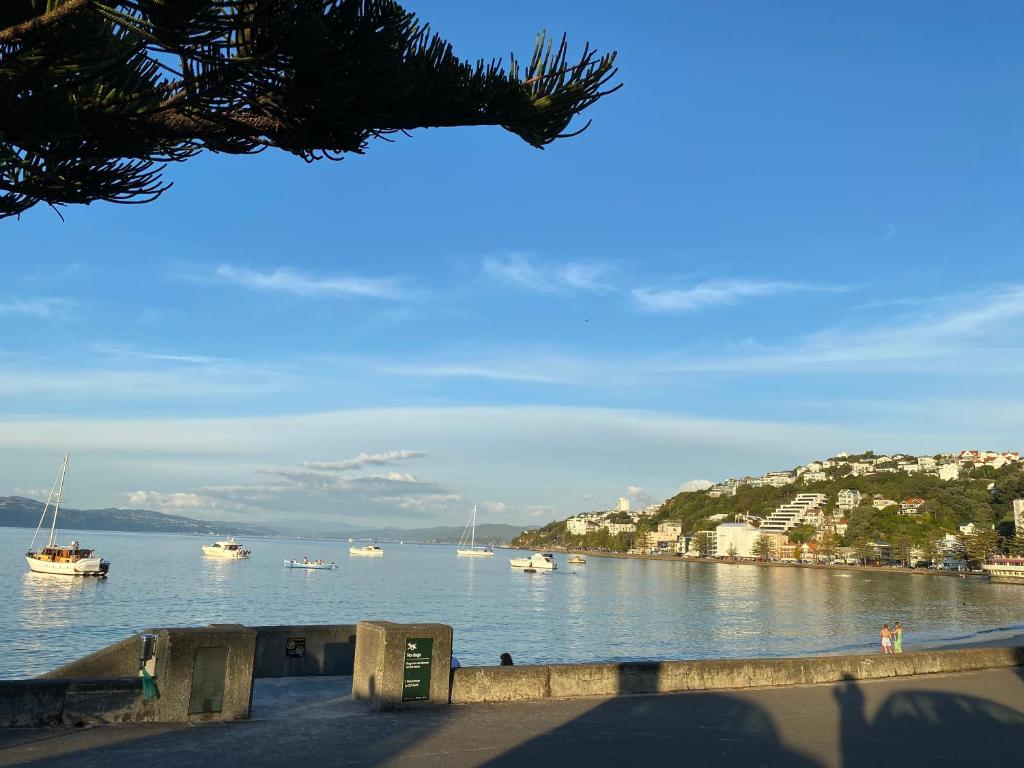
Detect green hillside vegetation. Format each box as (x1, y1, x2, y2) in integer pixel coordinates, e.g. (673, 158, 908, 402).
(513, 461, 1024, 554)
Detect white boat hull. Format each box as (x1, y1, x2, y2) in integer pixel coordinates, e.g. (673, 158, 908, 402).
(349, 548, 383, 557)
(509, 554, 557, 570)
(983, 563, 1024, 583)
(202, 546, 249, 559)
(283, 559, 337, 570)
(25, 555, 107, 576)
(457, 549, 494, 557)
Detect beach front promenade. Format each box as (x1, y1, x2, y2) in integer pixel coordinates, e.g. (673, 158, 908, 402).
(3, 666, 1024, 767)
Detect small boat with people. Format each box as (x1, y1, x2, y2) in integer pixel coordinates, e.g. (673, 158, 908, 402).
(283, 558, 337, 570)
(456, 505, 494, 557)
(568, 554, 587, 564)
(509, 552, 557, 570)
(349, 544, 384, 557)
(202, 538, 251, 559)
(25, 453, 110, 577)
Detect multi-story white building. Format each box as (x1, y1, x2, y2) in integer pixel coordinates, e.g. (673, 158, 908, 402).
(1013, 499, 1024, 533)
(938, 463, 960, 481)
(566, 515, 601, 536)
(897, 462, 921, 474)
(802, 471, 827, 483)
(602, 521, 636, 535)
(616, 497, 630, 513)
(871, 497, 897, 510)
(763, 472, 796, 487)
(759, 493, 829, 534)
(850, 462, 875, 477)
(917, 456, 937, 469)
(837, 489, 862, 510)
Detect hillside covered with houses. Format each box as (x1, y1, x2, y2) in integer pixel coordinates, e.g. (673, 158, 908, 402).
(513, 450, 1024, 567)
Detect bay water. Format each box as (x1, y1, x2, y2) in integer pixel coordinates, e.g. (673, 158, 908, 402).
(2, 527, 1023, 678)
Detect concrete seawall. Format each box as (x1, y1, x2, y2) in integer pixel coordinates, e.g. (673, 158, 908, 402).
(449, 646, 1024, 704)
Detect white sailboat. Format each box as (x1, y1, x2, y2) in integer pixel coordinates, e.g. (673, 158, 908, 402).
(456, 505, 494, 557)
(25, 453, 110, 577)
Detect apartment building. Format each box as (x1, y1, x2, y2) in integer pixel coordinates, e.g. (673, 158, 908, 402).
(759, 493, 829, 534)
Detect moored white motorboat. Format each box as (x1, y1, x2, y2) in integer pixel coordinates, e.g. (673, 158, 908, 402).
(456, 505, 494, 557)
(25, 453, 109, 577)
(568, 554, 586, 564)
(509, 552, 557, 570)
(349, 545, 384, 557)
(283, 558, 337, 570)
(202, 538, 250, 559)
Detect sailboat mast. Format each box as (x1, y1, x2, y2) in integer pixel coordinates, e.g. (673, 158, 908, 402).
(47, 453, 69, 547)
(471, 505, 477, 549)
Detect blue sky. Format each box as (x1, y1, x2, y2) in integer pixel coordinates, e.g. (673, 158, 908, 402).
(3, 1, 1024, 528)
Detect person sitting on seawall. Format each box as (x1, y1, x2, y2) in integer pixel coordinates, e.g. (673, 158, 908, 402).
(450, 655, 460, 670)
(500, 653, 513, 666)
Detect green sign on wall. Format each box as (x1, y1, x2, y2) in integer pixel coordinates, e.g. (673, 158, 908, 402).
(402, 637, 434, 702)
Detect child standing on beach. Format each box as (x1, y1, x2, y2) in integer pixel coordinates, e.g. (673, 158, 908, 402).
(880, 624, 893, 654)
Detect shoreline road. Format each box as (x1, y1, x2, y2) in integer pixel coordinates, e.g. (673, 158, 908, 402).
(2, 668, 1024, 767)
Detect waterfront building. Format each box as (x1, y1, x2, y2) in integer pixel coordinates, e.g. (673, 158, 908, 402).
(616, 497, 630, 513)
(837, 489, 862, 510)
(759, 493, 829, 534)
(713, 522, 761, 558)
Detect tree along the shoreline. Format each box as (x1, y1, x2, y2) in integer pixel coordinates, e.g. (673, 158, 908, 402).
(0, 0, 619, 218)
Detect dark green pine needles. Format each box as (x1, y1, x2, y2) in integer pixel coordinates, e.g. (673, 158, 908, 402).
(0, 0, 620, 218)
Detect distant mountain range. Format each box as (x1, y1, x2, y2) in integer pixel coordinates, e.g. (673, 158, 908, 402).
(0, 496, 533, 544)
(0, 496, 279, 537)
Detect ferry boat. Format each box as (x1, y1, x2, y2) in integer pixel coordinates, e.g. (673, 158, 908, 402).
(283, 558, 337, 570)
(202, 538, 251, 559)
(509, 552, 557, 570)
(982, 556, 1024, 584)
(349, 544, 384, 557)
(568, 554, 587, 564)
(25, 453, 110, 577)
(456, 505, 494, 558)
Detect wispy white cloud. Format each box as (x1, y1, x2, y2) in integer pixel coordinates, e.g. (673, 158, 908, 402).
(215, 264, 406, 301)
(632, 280, 850, 313)
(661, 285, 1024, 373)
(375, 360, 571, 384)
(482, 253, 611, 294)
(304, 450, 425, 472)
(94, 342, 223, 365)
(678, 479, 714, 492)
(0, 297, 73, 320)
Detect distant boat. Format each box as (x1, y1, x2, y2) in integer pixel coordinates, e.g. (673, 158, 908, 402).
(283, 558, 337, 570)
(456, 505, 494, 558)
(568, 554, 586, 564)
(202, 537, 250, 559)
(350, 544, 384, 557)
(25, 453, 109, 577)
(509, 552, 557, 570)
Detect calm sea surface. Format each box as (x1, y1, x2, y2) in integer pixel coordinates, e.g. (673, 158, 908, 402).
(2, 526, 1024, 678)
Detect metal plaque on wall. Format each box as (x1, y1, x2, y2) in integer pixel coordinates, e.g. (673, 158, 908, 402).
(286, 637, 306, 658)
(402, 637, 433, 702)
(188, 646, 228, 714)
